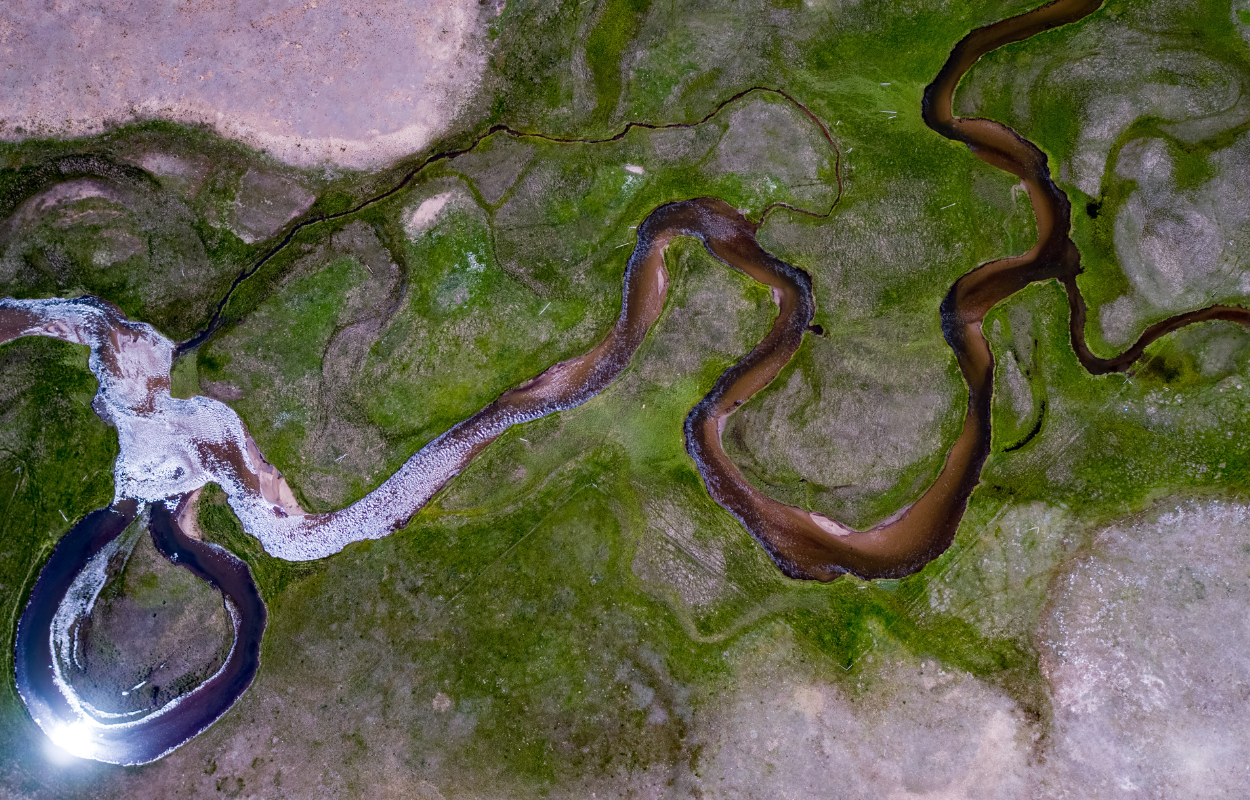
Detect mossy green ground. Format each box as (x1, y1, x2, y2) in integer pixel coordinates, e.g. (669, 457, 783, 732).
(0, 0, 1247, 796)
(959, 0, 1250, 352)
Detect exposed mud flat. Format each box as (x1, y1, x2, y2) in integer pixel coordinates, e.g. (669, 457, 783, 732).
(1039, 500, 1250, 798)
(0, 0, 489, 169)
(691, 631, 1036, 800)
(574, 499, 1250, 798)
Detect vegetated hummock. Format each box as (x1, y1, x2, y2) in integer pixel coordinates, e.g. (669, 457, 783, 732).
(0, 0, 1249, 796)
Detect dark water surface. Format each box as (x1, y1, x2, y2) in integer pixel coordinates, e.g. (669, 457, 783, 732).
(14, 498, 264, 765)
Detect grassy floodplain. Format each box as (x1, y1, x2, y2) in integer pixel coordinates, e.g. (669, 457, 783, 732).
(0, 0, 1248, 796)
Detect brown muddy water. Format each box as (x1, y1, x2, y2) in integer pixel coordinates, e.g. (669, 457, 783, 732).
(687, 0, 1250, 580)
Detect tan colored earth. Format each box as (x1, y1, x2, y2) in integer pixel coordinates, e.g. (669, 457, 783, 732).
(0, 0, 488, 169)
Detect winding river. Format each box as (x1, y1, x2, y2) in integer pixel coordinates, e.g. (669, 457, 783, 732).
(6, 0, 1249, 765)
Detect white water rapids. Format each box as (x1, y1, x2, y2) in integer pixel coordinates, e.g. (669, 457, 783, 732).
(0, 295, 545, 561)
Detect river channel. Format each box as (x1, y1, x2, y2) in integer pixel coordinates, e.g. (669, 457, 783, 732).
(6, 0, 1248, 765)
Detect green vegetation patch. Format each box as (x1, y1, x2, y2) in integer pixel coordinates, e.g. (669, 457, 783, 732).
(586, 0, 656, 122)
(0, 337, 119, 791)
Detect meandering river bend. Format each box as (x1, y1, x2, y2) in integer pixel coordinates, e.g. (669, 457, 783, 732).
(5, 0, 1248, 765)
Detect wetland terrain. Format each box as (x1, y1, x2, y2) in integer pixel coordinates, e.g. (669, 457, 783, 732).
(1, 0, 1250, 797)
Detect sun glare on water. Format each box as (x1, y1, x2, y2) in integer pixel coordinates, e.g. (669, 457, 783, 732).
(46, 721, 98, 762)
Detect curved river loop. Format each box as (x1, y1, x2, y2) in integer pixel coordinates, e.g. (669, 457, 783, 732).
(3, 0, 1247, 765)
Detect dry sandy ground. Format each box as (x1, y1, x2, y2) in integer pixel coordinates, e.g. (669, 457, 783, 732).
(0, 0, 488, 169)
(67, 498, 1250, 799)
(560, 500, 1250, 800)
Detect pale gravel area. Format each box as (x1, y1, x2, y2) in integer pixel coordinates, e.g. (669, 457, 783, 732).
(575, 499, 1250, 800)
(1037, 499, 1250, 799)
(692, 635, 1036, 800)
(0, 0, 488, 169)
